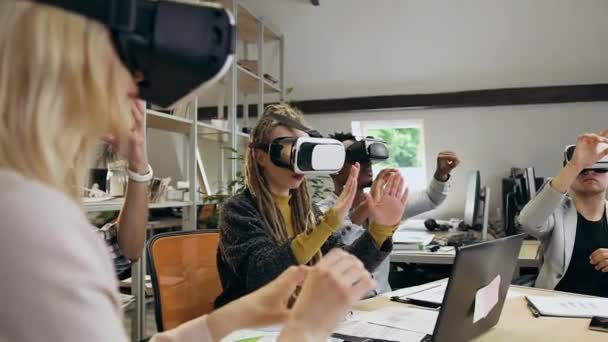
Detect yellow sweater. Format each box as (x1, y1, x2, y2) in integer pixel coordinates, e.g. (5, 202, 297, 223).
(272, 194, 395, 264)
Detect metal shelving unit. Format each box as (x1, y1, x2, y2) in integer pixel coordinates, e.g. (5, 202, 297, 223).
(214, 0, 285, 184)
(84, 2, 285, 340)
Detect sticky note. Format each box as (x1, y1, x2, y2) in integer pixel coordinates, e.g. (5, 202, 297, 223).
(473, 274, 501, 323)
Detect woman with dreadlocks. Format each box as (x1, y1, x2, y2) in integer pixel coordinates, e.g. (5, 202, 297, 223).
(214, 104, 410, 308)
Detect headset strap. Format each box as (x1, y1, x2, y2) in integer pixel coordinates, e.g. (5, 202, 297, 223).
(266, 113, 322, 138)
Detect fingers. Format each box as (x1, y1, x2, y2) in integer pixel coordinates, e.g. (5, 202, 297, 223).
(332, 253, 364, 277)
(400, 185, 410, 205)
(393, 174, 404, 198)
(595, 259, 608, 272)
(320, 249, 350, 268)
(101, 134, 118, 147)
(130, 100, 144, 127)
(275, 266, 309, 290)
(364, 193, 376, 209)
(384, 174, 398, 197)
(348, 274, 376, 302)
(589, 248, 608, 264)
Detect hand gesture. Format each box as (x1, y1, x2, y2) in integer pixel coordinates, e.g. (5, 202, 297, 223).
(207, 266, 309, 340)
(570, 132, 608, 170)
(333, 163, 360, 222)
(102, 99, 148, 174)
(590, 248, 608, 272)
(434, 151, 460, 182)
(279, 249, 376, 342)
(367, 173, 409, 226)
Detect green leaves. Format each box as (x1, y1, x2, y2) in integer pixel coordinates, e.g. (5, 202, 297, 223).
(368, 127, 422, 168)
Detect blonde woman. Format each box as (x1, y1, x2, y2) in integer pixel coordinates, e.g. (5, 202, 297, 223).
(0, 2, 376, 341)
(215, 104, 410, 308)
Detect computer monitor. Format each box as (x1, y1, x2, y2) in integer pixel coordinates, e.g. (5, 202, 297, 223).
(463, 170, 480, 228)
(525, 167, 537, 201)
(463, 170, 491, 240)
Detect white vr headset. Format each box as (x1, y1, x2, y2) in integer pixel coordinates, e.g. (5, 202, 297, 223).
(564, 143, 608, 170)
(250, 114, 345, 175)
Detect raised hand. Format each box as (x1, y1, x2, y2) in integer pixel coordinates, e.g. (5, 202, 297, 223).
(207, 265, 309, 341)
(570, 132, 608, 170)
(279, 249, 376, 342)
(367, 173, 409, 226)
(333, 163, 360, 222)
(101, 99, 148, 174)
(435, 151, 460, 182)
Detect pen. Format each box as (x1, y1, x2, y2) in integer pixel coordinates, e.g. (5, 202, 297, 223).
(524, 296, 540, 318)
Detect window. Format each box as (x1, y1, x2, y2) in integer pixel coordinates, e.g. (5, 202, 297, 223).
(351, 120, 427, 191)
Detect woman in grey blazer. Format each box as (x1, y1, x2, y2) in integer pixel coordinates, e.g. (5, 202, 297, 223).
(519, 132, 608, 296)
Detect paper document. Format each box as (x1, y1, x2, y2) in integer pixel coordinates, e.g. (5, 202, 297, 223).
(473, 275, 501, 323)
(393, 231, 435, 245)
(397, 219, 428, 231)
(382, 281, 447, 298)
(525, 295, 608, 318)
(405, 283, 448, 305)
(389, 281, 524, 305)
(334, 320, 426, 342)
(356, 306, 439, 335)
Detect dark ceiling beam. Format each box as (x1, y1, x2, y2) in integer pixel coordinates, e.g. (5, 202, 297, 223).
(310, 0, 320, 6)
(197, 83, 608, 120)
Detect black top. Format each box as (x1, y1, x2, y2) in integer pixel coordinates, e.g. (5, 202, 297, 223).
(213, 189, 392, 308)
(555, 211, 608, 297)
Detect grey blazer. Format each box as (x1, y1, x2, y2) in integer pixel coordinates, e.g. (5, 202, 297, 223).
(519, 180, 608, 289)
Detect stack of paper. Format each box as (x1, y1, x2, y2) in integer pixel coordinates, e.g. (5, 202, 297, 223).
(525, 295, 608, 318)
(393, 231, 435, 250)
(385, 281, 526, 304)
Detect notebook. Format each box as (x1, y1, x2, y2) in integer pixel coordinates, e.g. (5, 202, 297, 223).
(525, 295, 608, 318)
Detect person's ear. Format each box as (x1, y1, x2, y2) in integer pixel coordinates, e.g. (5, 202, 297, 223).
(255, 149, 269, 168)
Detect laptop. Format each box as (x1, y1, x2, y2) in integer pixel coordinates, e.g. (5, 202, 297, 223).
(425, 234, 525, 342)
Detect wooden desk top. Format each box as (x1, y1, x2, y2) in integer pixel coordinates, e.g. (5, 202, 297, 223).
(355, 280, 605, 342)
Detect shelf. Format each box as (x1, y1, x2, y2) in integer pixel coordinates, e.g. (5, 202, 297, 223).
(237, 65, 281, 94)
(219, 1, 280, 43)
(146, 217, 184, 230)
(197, 121, 230, 142)
(146, 110, 193, 134)
(83, 199, 196, 212)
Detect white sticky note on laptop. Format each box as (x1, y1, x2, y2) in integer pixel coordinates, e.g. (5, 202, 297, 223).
(473, 275, 501, 323)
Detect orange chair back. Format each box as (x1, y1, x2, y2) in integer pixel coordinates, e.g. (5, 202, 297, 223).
(148, 231, 221, 331)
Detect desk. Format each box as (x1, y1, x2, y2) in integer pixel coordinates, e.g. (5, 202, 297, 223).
(390, 239, 541, 275)
(355, 280, 606, 342)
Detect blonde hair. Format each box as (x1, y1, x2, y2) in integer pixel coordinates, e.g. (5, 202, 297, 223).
(0, 1, 131, 201)
(245, 104, 320, 263)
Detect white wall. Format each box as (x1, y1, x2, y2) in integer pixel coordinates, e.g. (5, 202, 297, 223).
(150, 0, 608, 218)
(243, 0, 608, 100)
(304, 102, 608, 219)
(230, 0, 608, 220)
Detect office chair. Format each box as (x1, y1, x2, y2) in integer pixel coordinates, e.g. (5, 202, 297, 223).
(147, 231, 222, 332)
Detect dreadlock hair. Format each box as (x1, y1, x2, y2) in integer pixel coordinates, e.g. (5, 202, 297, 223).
(329, 131, 357, 143)
(245, 103, 321, 263)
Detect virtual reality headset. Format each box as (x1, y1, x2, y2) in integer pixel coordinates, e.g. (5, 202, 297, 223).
(250, 114, 345, 175)
(345, 138, 389, 164)
(564, 144, 608, 171)
(252, 137, 345, 175)
(36, 0, 235, 109)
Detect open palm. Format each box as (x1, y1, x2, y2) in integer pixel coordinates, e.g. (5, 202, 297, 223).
(367, 174, 409, 226)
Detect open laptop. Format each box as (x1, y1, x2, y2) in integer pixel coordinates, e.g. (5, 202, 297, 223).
(423, 234, 525, 342)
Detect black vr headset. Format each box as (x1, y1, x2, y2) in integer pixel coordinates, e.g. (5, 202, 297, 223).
(35, 0, 235, 108)
(564, 144, 608, 172)
(250, 114, 346, 175)
(345, 137, 389, 164)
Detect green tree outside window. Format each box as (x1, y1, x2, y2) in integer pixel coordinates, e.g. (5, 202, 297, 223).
(367, 127, 422, 168)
